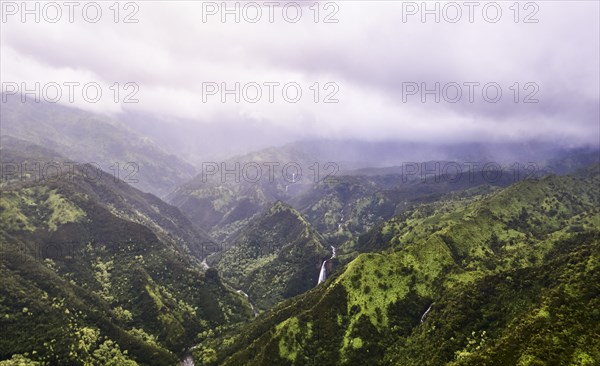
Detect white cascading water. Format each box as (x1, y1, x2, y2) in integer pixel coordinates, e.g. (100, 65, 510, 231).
(420, 303, 433, 323)
(318, 261, 327, 284)
(317, 246, 336, 285)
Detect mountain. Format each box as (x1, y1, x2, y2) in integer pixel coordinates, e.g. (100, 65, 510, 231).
(1, 96, 196, 197)
(3, 130, 596, 365)
(214, 201, 329, 311)
(169, 142, 598, 245)
(1, 137, 215, 260)
(290, 166, 518, 248)
(0, 144, 253, 365)
(191, 164, 600, 365)
(167, 146, 317, 242)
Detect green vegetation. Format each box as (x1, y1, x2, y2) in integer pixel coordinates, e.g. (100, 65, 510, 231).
(215, 201, 328, 310)
(0, 147, 253, 365)
(0, 187, 85, 232)
(167, 146, 317, 242)
(1, 100, 196, 197)
(200, 165, 600, 366)
(2, 137, 598, 366)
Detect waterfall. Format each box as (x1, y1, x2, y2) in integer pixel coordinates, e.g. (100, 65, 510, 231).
(420, 303, 433, 323)
(237, 289, 259, 317)
(180, 355, 194, 366)
(317, 260, 327, 284)
(317, 246, 336, 285)
(200, 258, 209, 270)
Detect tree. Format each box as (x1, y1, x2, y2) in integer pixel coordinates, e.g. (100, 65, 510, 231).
(91, 340, 139, 366)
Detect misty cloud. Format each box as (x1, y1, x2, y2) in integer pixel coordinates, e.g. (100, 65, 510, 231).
(1, 1, 598, 147)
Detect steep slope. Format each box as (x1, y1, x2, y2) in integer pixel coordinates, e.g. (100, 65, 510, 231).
(1, 138, 216, 260)
(169, 142, 598, 246)
(0, 148, 253, 365)
(291, 167, 517, 247)
(214, 201, 329, 310)
(194, 165, 599, 365)
(167, 146, 317, 242)
(1, 96, 196, 197)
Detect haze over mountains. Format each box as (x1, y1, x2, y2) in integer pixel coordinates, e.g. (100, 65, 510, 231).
(207, 165, 600, 366)
(2, 0, 599, 364)
(1, 96, 196, 198)
(1, 95, 599, 365)
(3, 95, 598, 194)
(0, 138, 253, 365)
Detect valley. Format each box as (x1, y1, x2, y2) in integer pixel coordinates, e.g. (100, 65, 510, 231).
(1, 99, 598, 366)
(2, 3, 598, 364)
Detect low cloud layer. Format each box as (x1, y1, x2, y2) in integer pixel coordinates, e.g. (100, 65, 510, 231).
(2, 1, 599, 147)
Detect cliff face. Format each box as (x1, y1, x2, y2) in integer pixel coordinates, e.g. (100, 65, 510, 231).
(195, 166, 600, 366)
(215, 201, 329, 310)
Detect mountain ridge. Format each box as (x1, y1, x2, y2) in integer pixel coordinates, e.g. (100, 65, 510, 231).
(214, 201, 329, 311)
(191, 164, 600, 365)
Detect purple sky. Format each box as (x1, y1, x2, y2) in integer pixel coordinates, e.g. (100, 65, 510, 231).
(1, 1, 599, 147)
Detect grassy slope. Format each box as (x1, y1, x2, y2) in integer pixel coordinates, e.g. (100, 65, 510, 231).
(1, 98, 195, 197)
(199, 165, 599, 366)
(215, 201, 328, 310)
(0, 171, 253, 365)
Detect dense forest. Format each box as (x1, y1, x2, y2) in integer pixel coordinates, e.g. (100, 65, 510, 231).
(1, 131, 598, 365)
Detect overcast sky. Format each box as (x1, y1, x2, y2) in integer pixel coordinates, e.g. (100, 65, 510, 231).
(1, 0, 599, 148)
